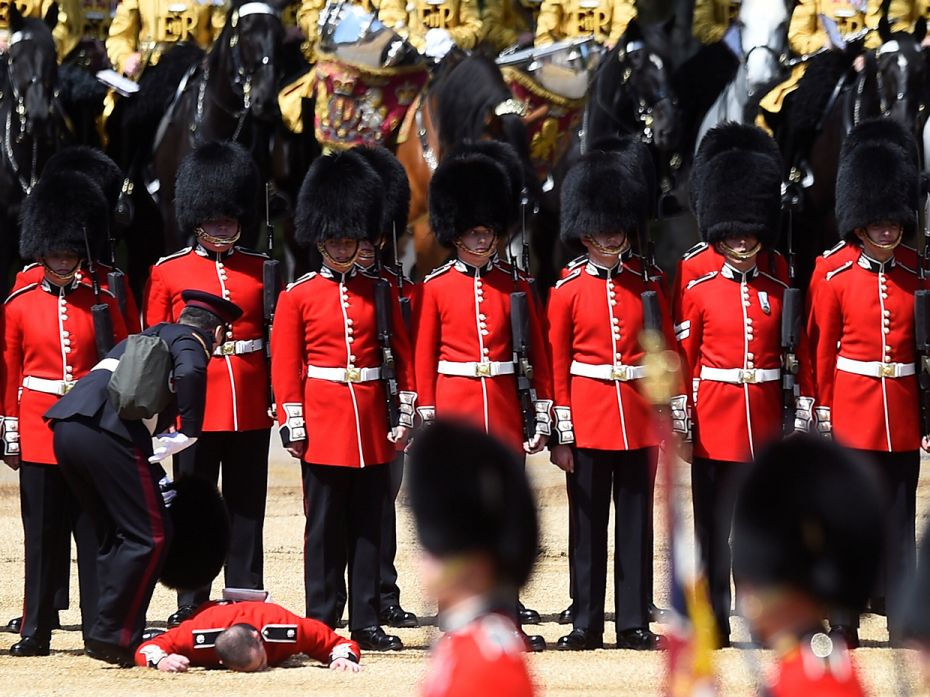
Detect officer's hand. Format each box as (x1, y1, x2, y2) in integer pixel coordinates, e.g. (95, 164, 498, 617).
(3, 454, 20, 471)
(123, 52, 143, 78)
(524, 433, 548, 454)
(329, 657, 361, 673)
(149, 432, 198, 463)
(0, 35, 7, 53)
(157, 654, 190, 672)
(286, 440, 306, 459)
(517, 31, 534, 48)
(922, 435, 930, 453)
(853, 54, 866, 72)
(388, 425, 410, 445)
(549, 444, 574, 473)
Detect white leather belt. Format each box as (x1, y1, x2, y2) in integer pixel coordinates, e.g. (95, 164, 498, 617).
(437, 360, 515, 378)
(836, 356, 915, 378)
(22, 376, 77, 396)
(700, 366, 781, 384)
(570, 360, 645, 382)
(214, 338, 264, 356)
(306, 365, 381, 383)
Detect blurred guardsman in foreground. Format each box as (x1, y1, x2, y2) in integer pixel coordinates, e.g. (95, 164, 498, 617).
(732, 435, 883, 695)
(134, 600, 361, 673)
(409, 420, 537, 697)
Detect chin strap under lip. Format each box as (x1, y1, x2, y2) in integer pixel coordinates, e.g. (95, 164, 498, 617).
(718, 240, 762, 262)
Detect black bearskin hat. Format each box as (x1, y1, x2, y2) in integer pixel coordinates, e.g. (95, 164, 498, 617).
(587, 135, 657, 216)
(44, 146, 122, 211)
(835, 118, 919, 240)
(691, 122, 782, 246)
(407, 420, 538, 588)
(159, 476, 231, 590)
(175, 141, 260, 239)
(353, 145, 410, 243)
(296, 149, 383, 245)
(560, 145, 651, 242)
(449, 140, 525, 222)
(732, 435, 883, 612)
(19, 170, 109, 260)
(429, 152, 513, 247)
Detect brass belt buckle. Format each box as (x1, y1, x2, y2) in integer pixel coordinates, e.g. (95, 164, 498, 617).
(880, 363, 897, 378)
(62, 381, 75, 395)
(345, 367, 362, 383)
(610, 365, 628, 381)
(221, 341, 236, 356)
(475, 362, 492, 377)
(739, 369, 757, 384)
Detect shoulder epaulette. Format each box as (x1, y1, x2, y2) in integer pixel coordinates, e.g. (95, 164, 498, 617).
(423, 260, 454, 283)
(78, 282, 117, 299)
(358, 266, 380, 280)
(822, 240, 846, 258)
(901, 242, 917, 254)
(825, 260, 853, 281)
(897, 260, 918, 275)
(554, 268, 582, 289)
(19, 262, 40, 272)
(5, 282, 38, 304)
(685, 270, 716, 290)
(383, 265, 413, 285)
(235, 246, 270, 259)
(154, 247, 192, 266)
(564, 254, 586, 270)
(495, 260, 530, 281)
(285, 271, 317, 291)
(682, 242, 709, 261)
(759, 271, 788, 288)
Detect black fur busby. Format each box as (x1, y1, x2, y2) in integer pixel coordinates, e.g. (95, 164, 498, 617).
(407, 420, 538, 588)
(352, 145, 410, 242)
(175, 141, 260, 239)
(295, 149, 383, 245)
(588, 135, 657, 213)
(19, 170, 109, 260)
(449, 140, 525, 221)
(732, 435, 884, 612)
(44, 146, 122, 211)
(429, 153, 514, 247)
(835, 118, 919, 240)
(560, 146, 650, 243)
(691, 122, 782, 246)
(159, 476, 231, 590)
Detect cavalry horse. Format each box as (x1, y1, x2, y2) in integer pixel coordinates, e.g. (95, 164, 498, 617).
(0, 3, 71, 287)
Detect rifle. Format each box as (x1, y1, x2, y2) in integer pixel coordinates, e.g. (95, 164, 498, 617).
(390, 221, 412, 329)
(915, 193, 930, 437)
(780, 190, 802, 434)
(263, 183, 281, 412)
(104, 227, 129, 325)
(83, 226, 116, 359)
(374, 279, 401, 429)
(510, 290, 537, 442)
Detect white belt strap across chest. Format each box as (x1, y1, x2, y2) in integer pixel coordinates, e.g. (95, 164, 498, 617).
(700, 366, 781, 384)
(306, 364, 382, 383)
(437, 360, 515, 378)
(22, 376, 77, 396)
(836, 356, 915, 378)
(570, 360, 646, 382)
(213, 338, 264, 357)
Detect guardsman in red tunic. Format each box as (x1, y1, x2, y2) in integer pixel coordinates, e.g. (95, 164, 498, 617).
(810, 118, 928, 646)
(547, 142, 671, 652)
(409, 421, 538, 697)
(271, 150, 415, 652)
(143, 142, 273, 628)
(675, 124, 814, 648)
(352, 145, 420, 631)
(733, 436, 882, 697)
(4, 171, 128, 657)
(134, 600, 361, 672)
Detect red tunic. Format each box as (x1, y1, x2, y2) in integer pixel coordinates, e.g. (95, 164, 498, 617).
(3, 279, 128, 464)
(421, 609, 535, 697)
(811, 252, 924, 452)
(271, 265, 415, 467)
(134, 601, 360, 668)
(143, 246, 273, 432)
(678, 263, 807, 462)
(768, 639, 868, 697)
(413, 258, 553, 453)
(546, 254, 676, 450)
(14, 261, 141, 333)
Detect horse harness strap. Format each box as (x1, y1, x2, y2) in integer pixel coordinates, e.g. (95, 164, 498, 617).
(415, 97, 438, 172)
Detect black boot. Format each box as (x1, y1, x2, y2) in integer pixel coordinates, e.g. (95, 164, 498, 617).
(351, 626, 403, 651)
(10, 636, 50, 656)
(556, 628, 603, 651)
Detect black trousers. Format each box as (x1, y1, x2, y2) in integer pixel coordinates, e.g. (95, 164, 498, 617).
(568, 447, 657, 634)
(301, 461, 388, 631)
(54, 418, 172, 650)
(19, 462, 97, 640)
(691, 457, 744, 640)
(379, 453, 405, 610)
(173, 429, 270, 608)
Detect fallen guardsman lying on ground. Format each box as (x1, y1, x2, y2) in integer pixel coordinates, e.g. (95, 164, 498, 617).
(134, 600, 361, 673)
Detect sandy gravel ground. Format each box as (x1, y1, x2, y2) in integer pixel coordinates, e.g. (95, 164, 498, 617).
(0, 439, 928, 696)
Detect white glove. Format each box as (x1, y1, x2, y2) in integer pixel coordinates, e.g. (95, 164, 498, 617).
(149, 432, 198, 463)
(158, 475, 177, 507)
(424, 28, 454, 59)
(722, 23, 742, 58)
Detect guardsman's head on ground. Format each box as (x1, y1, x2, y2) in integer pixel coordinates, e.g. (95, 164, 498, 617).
(691, 122, 782, 271)
(352, 145, 410, 269)
(835, 119, 920, 262)
(215, 624, 269, 672)
(297, 149, 383, 272)
(732, 434, 884, 648)
(175, 141, 260, 254)
(179, 290, 244, 349)
(407, 420, 538, 608)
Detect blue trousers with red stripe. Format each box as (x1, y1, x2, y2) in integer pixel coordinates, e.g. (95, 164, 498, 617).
(53, 418, 172, 650)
